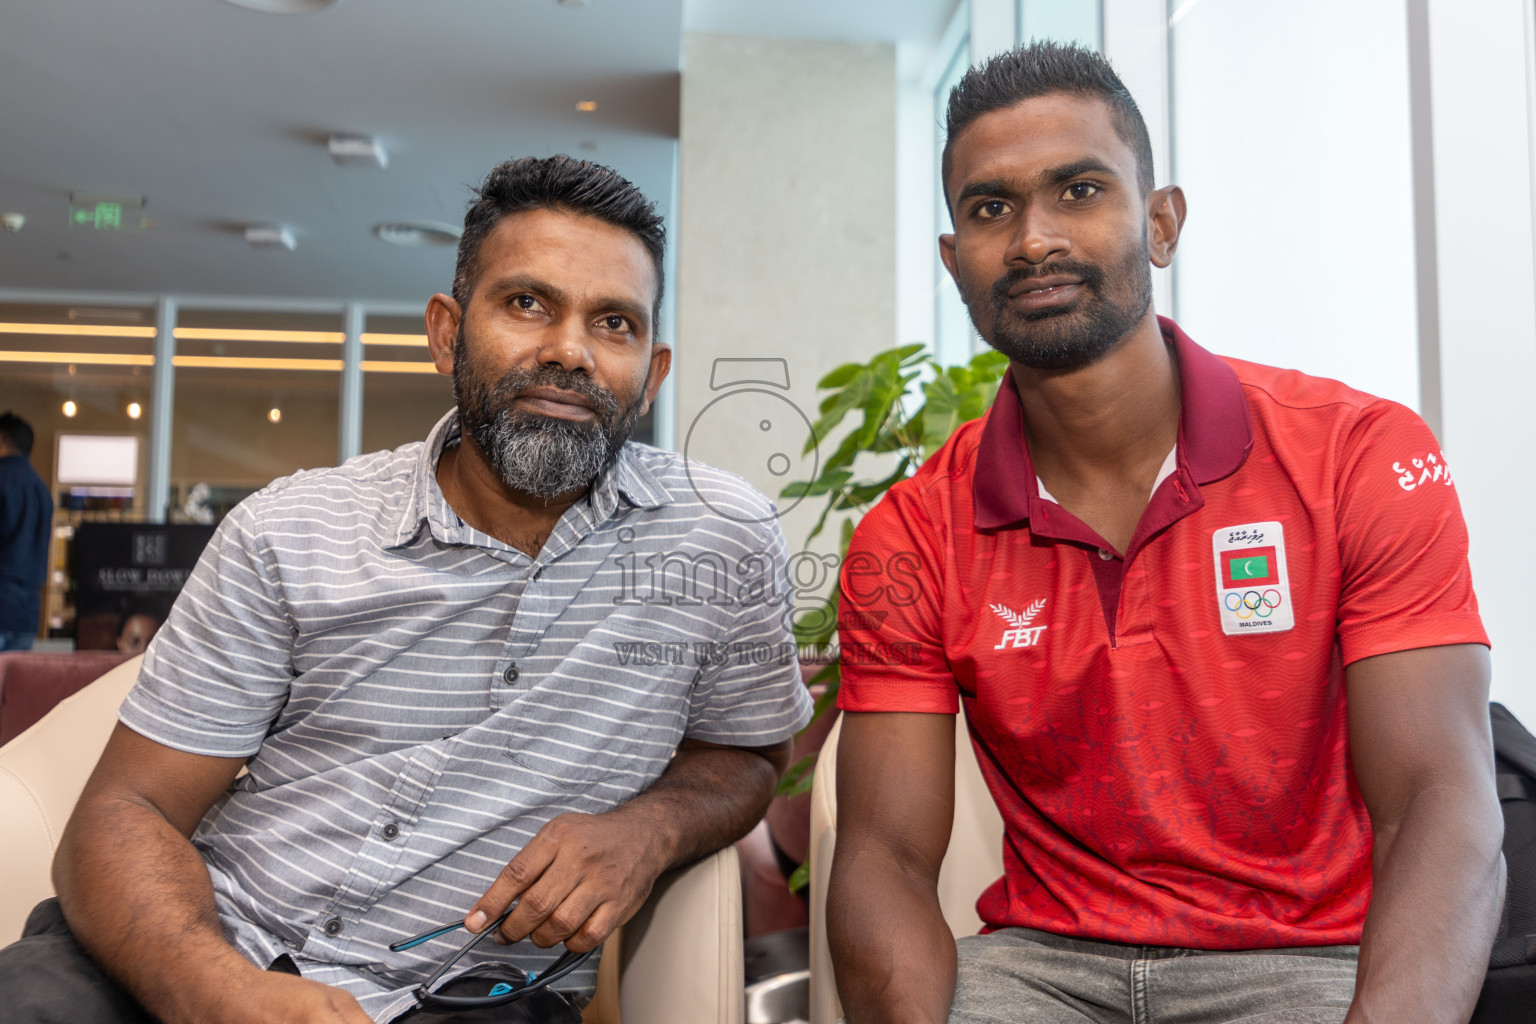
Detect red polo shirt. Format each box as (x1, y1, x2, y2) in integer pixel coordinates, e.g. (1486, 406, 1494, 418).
(837, 317, 1487, 949)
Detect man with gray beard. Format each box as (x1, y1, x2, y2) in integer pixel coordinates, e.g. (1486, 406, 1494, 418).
(0, 156, 813, 1024)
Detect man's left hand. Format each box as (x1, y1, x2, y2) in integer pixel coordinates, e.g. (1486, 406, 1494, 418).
(464, 736, 790, 953)
(466, 809, 664, 953)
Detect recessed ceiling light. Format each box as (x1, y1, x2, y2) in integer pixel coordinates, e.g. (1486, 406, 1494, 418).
(373, 221, 461, 247)
(268, 407, 283, 423)
(328, 134, 388, 168)
(576, 100, 598, 112)
(127, 402, 142, 420)
(245, 225, 297, 250)
(62, 400, 77, 417)
(220, 0, 342, 12)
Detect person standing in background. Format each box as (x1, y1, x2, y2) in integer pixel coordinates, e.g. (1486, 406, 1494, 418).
(0, 412, 52, 652)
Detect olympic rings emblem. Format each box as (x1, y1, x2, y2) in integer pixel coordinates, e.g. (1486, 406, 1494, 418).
(1224, 589, 1283, 619)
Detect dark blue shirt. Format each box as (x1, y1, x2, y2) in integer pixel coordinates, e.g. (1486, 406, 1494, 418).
(0, 453, 52, 633)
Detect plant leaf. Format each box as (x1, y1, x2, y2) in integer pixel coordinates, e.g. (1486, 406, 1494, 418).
(780, 468, 852, 502)
(793, 589, 840, 648)
(773, 752, 818, 798)
(817, 362, 865, 389)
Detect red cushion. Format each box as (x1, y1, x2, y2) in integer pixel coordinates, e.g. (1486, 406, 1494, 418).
(0, 651, 134, 745)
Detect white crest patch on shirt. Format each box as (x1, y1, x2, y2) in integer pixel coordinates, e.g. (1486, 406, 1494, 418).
(1212, 521, 1295, 635)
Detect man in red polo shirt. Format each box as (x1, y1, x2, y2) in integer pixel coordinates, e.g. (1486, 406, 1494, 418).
(827, 42, 1504, 1024)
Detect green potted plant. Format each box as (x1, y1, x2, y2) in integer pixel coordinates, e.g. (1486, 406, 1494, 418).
(771, 343, 1010, 889)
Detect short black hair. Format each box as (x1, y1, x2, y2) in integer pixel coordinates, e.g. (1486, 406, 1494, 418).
(0, 411, 34, 455)
(453, 156, 666, 328)
(941, 41, 1155, 209)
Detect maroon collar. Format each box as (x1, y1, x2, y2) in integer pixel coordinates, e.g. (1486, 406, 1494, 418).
(972, 316, 1253, 530)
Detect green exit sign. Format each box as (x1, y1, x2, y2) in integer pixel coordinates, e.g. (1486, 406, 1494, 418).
(68, 195, 147, 232)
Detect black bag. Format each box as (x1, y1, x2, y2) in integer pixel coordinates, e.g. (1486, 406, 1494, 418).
(1471, 703, 1536, 1023)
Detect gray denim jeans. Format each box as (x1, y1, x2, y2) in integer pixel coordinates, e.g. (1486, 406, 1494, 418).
(950, 927, 1358, 1024)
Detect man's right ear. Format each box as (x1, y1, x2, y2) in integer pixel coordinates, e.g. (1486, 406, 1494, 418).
(937, 233, 960, 285)
(424, 294, 462, 378)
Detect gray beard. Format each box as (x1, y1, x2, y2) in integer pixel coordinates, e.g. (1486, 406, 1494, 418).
(471, 409, 628, 499)
(451, 329, 640, 500)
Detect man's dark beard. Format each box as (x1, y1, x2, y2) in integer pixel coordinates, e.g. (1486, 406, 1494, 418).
(965, 238, 1153, 371)
(452, 328, 642, 499)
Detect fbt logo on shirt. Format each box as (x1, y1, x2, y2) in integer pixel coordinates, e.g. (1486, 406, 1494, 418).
(991, 599, 1048, 649)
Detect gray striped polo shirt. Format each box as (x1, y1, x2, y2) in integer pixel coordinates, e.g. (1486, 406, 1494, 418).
(119, 410, 813, 1020)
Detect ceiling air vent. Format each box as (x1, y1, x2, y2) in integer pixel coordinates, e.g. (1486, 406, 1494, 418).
(220, 0, 341, 12)
(245, 224, 297, 250)
(373, 222, 460, 247)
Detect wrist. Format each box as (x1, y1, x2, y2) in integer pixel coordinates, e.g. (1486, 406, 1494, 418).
(155, 949, 270, 1024)
(605, 800, 682, 876)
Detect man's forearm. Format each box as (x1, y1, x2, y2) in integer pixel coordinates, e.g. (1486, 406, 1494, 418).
(1347, 784, 1505, 1024)
(609, 741, 783, 873)
(829, 844, 956, 1024)
(53, 795, 270, 1024)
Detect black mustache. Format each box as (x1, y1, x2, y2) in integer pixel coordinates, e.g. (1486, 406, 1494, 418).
(989, 260, 1104, 305)
(489, 366, 619, 421)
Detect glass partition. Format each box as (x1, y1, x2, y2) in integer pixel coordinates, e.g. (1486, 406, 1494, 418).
(934, 34, 976, 366)
(1018, 0, 1103, 49)
(361, 312, 453, 455)
(1170, 0, 1419, 409)
(170, 308, 343, 518)
(0, 301, 155, 516)
(0, 301, 157, 637)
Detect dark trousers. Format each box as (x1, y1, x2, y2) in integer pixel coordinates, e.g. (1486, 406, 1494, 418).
(0, 899, 580, 1023)
(0, 899, 155, 1024)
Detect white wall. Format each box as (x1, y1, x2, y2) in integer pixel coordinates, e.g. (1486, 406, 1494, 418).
(1428, 0, 1536, 724)
(677, 33, 897, 561)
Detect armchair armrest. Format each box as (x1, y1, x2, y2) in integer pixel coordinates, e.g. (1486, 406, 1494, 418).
(0, 656, 143, 940)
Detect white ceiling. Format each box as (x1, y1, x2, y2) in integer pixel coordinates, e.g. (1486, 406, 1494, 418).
(0, 0, 952, 304)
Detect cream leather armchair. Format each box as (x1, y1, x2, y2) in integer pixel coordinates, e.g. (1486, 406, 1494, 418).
(0, 656, 744, 1024)
(807, 712, 1006, 1024)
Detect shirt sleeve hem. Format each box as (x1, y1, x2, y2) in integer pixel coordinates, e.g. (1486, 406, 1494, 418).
(1338, 612, 1490, 667)
(685, 687, 814, 747)
(118, 693, 266, 759)
(837, 683, 959, 715)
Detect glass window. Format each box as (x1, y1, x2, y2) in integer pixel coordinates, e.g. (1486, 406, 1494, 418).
(934, 34, 979, 366)
(1169, 0, 1418, 409)
(170, 308, 343, 517)
(361, 312, 453, 455)
(0, 301, 155, 516)
(1018, 0, 1103, 49)
(0, 301, 157, 637)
